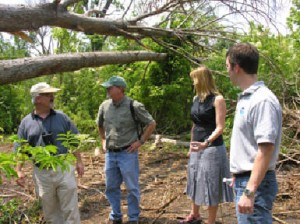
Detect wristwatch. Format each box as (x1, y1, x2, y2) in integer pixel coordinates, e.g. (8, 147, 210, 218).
(243, 188, 255, 198)
(205, 139, 211, 147)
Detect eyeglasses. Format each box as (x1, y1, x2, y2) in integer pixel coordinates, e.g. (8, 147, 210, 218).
(39, 93, 54, 97)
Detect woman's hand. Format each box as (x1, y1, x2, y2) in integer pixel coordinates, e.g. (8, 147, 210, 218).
(190, 141, 207, 152)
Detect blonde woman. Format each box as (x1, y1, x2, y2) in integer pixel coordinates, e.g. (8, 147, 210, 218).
(180, 66, 233, 224)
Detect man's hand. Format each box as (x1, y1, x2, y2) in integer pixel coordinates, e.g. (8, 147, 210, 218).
(16, 170, 26, 188)
(76, 160, 84, 177)
(127, 140, 141, 153)
(230, 177, 236, 187)
(238, 194, 255, 214)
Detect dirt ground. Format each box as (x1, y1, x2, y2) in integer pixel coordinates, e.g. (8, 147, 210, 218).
(1, 143, 300, 224)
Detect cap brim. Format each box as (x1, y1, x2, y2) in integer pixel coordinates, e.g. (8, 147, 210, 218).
(100, 82, 112, 88)
(39, 87, 61, 93)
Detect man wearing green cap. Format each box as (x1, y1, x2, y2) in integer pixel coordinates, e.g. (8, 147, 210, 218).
(96, 76, 156, 224)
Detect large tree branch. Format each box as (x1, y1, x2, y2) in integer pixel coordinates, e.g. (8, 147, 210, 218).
(0, 0, 282, 67)
(0, 3, 129, 36)
(0, 3, 180, 40)
(0, 0, 278, 37)
(0, 51, 167, 85)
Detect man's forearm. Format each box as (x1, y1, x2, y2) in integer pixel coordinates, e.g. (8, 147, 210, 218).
(98, 126, 106, 151)
(246, 143, 275, 193)
(98, 127, 105, 139)
(140, 121, 156, 144)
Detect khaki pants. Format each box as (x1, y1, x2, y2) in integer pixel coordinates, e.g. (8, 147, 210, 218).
(33, 165, 80, 224)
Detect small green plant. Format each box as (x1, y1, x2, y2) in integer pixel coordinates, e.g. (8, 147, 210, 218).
(10, 134, 76, 172)
(0, 198, 21, 223)
(0, 132, 94, 185)
(0, 152, 17, 184)
(0, 198, 43, 223)
(10, 132, 94, 172)
(57, 131, 95, 153)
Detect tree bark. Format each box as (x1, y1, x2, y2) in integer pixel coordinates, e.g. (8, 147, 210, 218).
(0, 3, 172, 39)
(0, 51, 167, 85)
(0, 1, 279, 82)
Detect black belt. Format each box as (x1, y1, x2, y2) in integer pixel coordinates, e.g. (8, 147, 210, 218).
(107, 145, 130, 153)
(234, 171, 252, 178)
(234, 170, 274, 178)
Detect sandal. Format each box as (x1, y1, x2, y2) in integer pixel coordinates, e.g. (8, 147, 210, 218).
(178, 214, 202, 224)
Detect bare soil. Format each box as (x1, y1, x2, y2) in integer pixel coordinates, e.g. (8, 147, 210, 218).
(1, 143, 300, 224)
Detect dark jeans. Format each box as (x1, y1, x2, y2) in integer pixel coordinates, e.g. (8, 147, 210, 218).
(234, 170, 278, 224)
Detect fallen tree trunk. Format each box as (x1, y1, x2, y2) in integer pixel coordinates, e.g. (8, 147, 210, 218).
(0, 51, 167, 84)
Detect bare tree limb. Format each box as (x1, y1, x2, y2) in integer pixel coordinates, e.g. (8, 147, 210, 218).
(0, 51, 167, 84)
(0, 0, 285, 80)
(61, 0, 80, 8)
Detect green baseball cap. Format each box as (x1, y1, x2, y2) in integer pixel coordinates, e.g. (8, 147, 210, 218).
(101, 76, 127, 88)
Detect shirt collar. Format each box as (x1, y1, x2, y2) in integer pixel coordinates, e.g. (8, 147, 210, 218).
(112, 96, 127, 107)
(239, 81, 265, 98)
(31, 109, 56, 119)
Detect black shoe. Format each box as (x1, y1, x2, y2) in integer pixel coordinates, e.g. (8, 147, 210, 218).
(107, 219, 122, 224)
(178, 214, 202, 224)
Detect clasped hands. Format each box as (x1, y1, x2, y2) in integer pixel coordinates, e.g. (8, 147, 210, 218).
(190, 141, 207, 152)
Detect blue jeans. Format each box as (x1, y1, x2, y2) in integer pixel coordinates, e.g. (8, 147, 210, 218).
(234, 171, 278, 224)
(105, 150, 140, 221)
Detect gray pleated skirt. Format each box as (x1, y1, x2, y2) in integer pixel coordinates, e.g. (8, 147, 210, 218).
(186, 144, 234, 206)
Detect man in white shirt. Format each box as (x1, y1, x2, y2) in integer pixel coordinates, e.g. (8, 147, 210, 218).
(226, 43, 282, 224)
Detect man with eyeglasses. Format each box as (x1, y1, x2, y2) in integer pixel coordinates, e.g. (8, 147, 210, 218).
(15, 82, 84, 224)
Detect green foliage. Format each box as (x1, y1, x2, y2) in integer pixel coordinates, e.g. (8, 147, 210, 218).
(287, 0, 300, 32)
(57, 131, 95, 153)
(0, 132, 92, 185)
(0, 198, 21, 223)
(239, 23, 300, 107)
(10, 132, 94, 173)
(52, 69, 103, 136)
(0, 152, 17, 184)
(0, 34, 29, 60)
(0, 85, 24, 133)
(0, 36, 31, 133)
(52, 28, 88, 53)
(11, 135, 75, 172)
(0, 5, 298, 156)
(0, 198, 43, 223)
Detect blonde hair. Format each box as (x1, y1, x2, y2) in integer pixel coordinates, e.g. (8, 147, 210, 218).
(190, 66, 219, 102)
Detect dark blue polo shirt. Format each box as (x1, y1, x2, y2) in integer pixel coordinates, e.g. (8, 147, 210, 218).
(15, 109, 78, 154)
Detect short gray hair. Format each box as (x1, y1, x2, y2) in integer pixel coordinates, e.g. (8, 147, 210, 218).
(31, 95, 38, 104)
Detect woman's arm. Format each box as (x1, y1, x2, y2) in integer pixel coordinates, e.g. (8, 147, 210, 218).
(206, 95, 226, 145)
